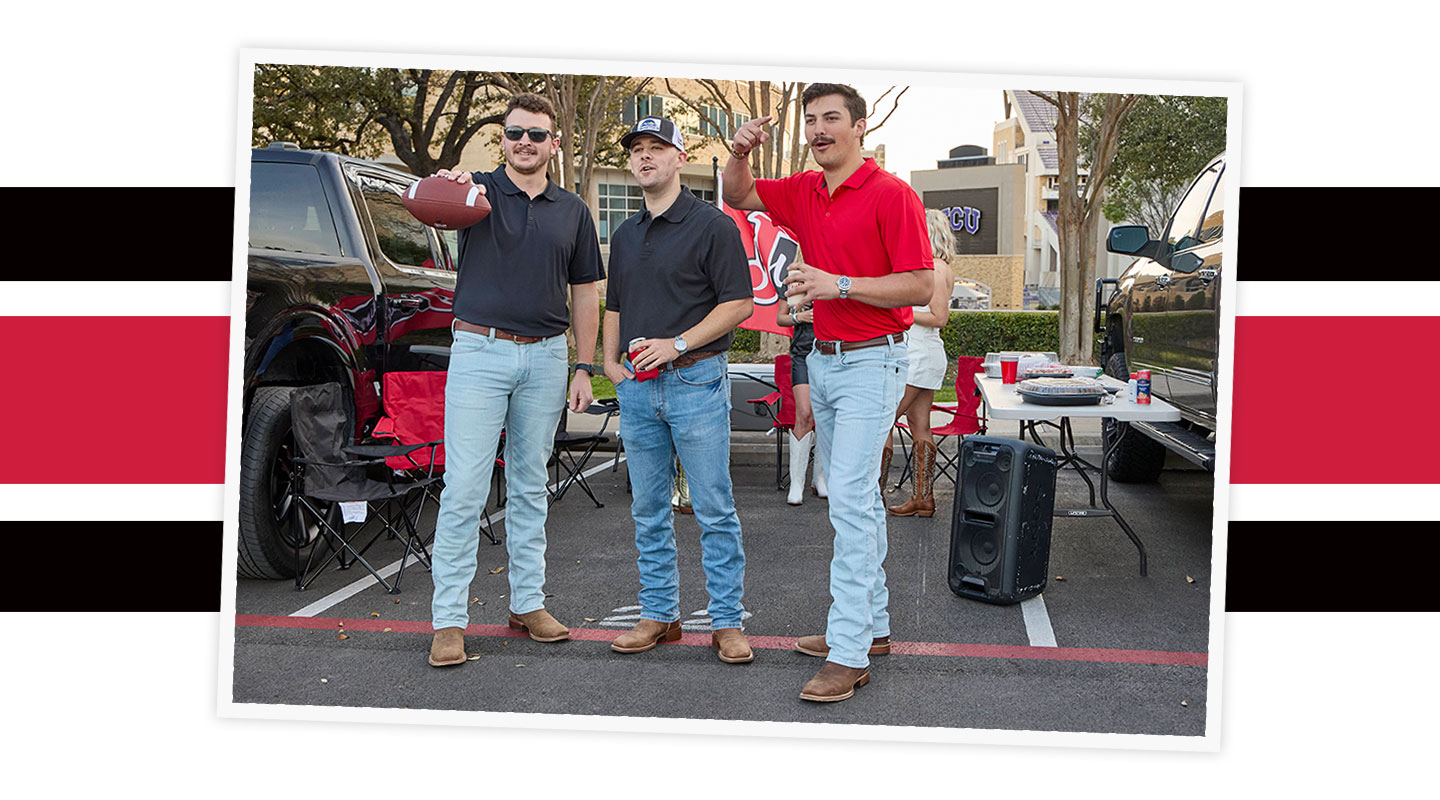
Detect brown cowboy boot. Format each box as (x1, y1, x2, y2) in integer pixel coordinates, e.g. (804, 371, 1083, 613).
(879, 440, 894, 495)
(507, 609, 571, 642)
(428, 627, 467, 667)
(611, 619, 683, 654)
(799, 662, 872, 702)
(712, 628, 755, 663)
(888, 440, 936, 517)
(794, 634, 892, 658)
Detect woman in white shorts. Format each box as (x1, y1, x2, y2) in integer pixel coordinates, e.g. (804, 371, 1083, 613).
(884, 209, 955, 517)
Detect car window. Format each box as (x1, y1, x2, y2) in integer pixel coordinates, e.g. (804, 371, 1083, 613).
(358, 174, 437, 269)
(436, 228, 459, 271)
(1196, 166, 1224, 244)
(1165, 163, 1222, 252)
(249, 162, 342, 256)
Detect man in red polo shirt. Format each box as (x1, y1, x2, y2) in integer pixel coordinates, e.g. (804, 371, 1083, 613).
(724, 83, 933, 702)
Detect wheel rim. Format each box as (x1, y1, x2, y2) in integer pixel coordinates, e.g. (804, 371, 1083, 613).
(271, 428, 321, 550)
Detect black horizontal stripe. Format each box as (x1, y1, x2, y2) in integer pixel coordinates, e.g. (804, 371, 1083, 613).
(2, 519, 1434, 613)
(1236, 187, 1436, 281)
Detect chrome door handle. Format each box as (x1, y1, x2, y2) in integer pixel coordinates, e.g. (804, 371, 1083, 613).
(1198, 269, 1218, 283)
(1155, 274, 1173, 287)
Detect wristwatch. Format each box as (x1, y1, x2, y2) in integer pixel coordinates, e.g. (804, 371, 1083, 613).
(673, 336, 689, 354)
(836, 275, 852, 299)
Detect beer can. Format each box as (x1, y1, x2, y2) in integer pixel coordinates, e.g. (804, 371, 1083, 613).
(1136, 370, 1152, 405)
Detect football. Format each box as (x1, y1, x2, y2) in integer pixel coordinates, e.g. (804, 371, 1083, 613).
(401, 176, 491, 230)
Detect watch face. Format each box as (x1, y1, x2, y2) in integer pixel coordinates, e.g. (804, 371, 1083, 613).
(837, 275, 852, 294)
(674, 336, 688, 353)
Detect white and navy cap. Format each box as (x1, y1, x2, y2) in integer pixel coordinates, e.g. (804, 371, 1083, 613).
(621, 116, 685, 152)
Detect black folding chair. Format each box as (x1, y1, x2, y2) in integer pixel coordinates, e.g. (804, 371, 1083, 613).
(548, 397, 620, 508)
(289, 383, 441, 593)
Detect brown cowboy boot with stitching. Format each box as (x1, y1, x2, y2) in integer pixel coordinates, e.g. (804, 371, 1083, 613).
(507, 609, 571, 642)
(611, 619, 683, 654)
(888, 439, 936, 517)
(879, 440, 895, 494)
(800, 662, 872, 702)
(794, 634, 892, 658)
(428, 626, 467, 667)
(712, 628, 755, 663)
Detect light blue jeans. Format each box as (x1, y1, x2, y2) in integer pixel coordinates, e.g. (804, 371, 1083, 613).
(431, 329, 569, 630)
(807, 338, 907, 668)
(616, 353, 746, 629)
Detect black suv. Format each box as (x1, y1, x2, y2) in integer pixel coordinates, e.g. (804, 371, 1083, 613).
(239, 146, 459, 579)
(1096, 153, 1225, 482)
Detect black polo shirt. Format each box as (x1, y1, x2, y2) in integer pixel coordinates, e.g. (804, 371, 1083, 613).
(452, 167, 604, 338)
(605, 187, 751, 353)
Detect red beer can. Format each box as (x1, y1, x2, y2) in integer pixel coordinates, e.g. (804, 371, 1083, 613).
(1136, 370, 1152, 404)
(629, 337, 659, 382)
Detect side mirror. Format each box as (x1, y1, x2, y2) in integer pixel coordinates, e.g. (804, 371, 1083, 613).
(1107, 225, 1151, 255)
(1171, 251, 1204, 274)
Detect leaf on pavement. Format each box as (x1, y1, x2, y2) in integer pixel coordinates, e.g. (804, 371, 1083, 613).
(489, 567, 505, 575)
(467, 654, 481, 661)
(515, 664, 525, 668)
(584, 618, 597, 622)
(1181, 700, 1189, 707)
(1055, 576, 1067, 582)
(1186, 575, 1195, 584)
(370, 612, 380, 617)
(337, 634, 349, 640)
(383, 628, 392, 633)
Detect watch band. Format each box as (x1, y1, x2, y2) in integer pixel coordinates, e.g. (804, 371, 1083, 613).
(574, 362, 595, 375)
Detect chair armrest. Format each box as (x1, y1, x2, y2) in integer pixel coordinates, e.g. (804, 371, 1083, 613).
(748, 392, 782, 406)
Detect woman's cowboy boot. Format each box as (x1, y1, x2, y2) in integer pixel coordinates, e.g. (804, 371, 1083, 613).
(787, 431, 813, 506)
(888, 440, 936, 517)
(879, 440, 895, 495)
(672, 458, 692, 515)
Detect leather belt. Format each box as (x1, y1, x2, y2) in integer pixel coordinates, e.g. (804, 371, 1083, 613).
(659, 349, 724, 371)
(814, 331, 905, 355)
(453, 320, 546, 344)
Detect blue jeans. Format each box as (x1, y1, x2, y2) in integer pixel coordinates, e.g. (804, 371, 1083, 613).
(431, 329, 569, 630)
(807, 339, 907, 668)
(616, 353, 746, 629)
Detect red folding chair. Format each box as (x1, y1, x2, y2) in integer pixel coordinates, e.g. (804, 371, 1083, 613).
(746, 354, 796, 491)
(371, 370, 502, 545)
(894, 356, 987, 489)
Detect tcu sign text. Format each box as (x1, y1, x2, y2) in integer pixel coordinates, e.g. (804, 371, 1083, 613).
(942, 206, 982, 236)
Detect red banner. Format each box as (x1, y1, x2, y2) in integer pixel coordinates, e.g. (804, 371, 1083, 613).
(723, 203, 800, 337)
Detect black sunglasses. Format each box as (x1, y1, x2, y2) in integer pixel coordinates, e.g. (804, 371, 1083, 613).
(503, 126, 553, 143)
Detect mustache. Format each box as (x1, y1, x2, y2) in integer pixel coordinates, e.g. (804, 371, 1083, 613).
(810, 137, 835, 146)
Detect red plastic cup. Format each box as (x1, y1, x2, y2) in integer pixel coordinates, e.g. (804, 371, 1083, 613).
(629, 337, 659, 382)
(1000, 354, 1020, 385)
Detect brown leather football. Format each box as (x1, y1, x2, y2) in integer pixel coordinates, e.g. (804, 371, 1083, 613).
(401, 175, 492, 230)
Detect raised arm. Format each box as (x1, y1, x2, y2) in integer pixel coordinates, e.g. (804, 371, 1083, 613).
(722, 115, 773, 211)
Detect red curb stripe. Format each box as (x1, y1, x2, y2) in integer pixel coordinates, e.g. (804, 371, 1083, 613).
(235, 615, 1207, 667)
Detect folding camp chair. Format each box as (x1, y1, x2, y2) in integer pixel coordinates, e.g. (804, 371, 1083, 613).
(746, 354, 796, 491)
(371, 371, 500, 545)
(894, 356, 987, 490)
(288, 382, 441, 593)
(549, 396, 620, 508)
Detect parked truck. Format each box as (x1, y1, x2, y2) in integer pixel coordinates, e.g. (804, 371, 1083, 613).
(1096, 153, 1225, 482)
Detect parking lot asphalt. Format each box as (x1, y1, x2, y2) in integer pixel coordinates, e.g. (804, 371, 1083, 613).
(231, 441, 1214, 737)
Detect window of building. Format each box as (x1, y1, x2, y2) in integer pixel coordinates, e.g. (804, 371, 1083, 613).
(683, 182, 716, 205)
(699, 105, 730, 137)
(249, 162, 342, 257)
(596, 181, 643, 244)
(622, 95, 666, 125)
(733, 111, 751, 134)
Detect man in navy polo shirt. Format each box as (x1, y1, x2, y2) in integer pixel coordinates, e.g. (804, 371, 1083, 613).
(601, 116, 756, 664)
(724, 84, 934, 701)
(425, 93, 604, 668)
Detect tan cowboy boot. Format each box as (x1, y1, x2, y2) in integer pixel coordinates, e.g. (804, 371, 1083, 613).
(507, 609, 571, 642)
(879, 440, 895, 495)
(712, 628, 755, 663)
(799, 662, 872, 702)
(888, 440, 936, 517)
(611, 619, 683, 654)
(794, 634, 892, 658)
(672, 459, 692, 515)
(428, 627, 467, 667)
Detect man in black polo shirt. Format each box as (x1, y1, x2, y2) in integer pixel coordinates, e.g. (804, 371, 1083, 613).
(601, 116, 756, 664)
(425, 93, 604, 668)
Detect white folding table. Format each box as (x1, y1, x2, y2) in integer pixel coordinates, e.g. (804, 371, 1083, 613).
(973, 374, 1181, 575)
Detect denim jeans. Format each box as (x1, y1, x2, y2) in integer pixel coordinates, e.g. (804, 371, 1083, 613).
(431, 329, 569, 630)
(616, 353, 746, 629)
(806, 338, 907, 668)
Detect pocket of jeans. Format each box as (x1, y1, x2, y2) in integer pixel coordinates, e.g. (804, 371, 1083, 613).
(674, 354, 725, 387)
(451, 330, 493, 354)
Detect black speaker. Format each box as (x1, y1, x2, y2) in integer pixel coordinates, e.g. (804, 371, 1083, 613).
(948, 436, 1058, 604)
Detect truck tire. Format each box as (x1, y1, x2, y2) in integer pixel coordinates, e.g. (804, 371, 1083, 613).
(1103, 352, 1167, 483)
(237, 386, 336, 579)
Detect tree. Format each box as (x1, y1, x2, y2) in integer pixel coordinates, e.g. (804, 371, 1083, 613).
(252, 66, 509, 175)
(1030, 91, 1143, 365)
(1081, 95, 1228, 233)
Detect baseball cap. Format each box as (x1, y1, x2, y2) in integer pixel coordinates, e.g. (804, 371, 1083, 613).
(621, 116, 686, 152)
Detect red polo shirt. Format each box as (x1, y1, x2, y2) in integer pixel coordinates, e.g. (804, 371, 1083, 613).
(755, 158, 933, 342)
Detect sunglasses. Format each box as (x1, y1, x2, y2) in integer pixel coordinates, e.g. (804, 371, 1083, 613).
(503, 126, 553, 143)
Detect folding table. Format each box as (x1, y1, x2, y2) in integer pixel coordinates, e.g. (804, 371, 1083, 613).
(973, 374, 1181, 575)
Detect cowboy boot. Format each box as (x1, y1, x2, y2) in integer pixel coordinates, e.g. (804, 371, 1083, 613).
(671, 458, 692, 515)
(888, 440, 936, 517)
(812, 444, 828, 498)
(787, 431, 813, 506)
(879, 440, 895, 495)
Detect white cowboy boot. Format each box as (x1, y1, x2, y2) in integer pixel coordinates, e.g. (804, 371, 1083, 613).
(787, 431, 813, 506)
(812, 439, 828, 499)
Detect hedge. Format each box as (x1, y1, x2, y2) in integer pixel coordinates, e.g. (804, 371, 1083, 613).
(939, 311, 1060, 358)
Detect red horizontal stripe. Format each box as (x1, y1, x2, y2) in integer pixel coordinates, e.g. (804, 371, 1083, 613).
(0, 317, 229, 484)
(235, 615, 1207, 667)
(1231, 317, 1440, 483)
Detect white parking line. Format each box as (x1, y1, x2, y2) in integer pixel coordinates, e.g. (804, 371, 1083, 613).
(289, 455, 627, 618)
(1021, 594, 1057, 647)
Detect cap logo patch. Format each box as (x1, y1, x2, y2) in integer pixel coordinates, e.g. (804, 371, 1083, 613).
(638, 117, 662, 132)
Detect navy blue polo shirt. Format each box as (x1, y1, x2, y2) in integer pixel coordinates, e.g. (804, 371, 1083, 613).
(453, 167, 604, 338)
(605, 187, 752, 353)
